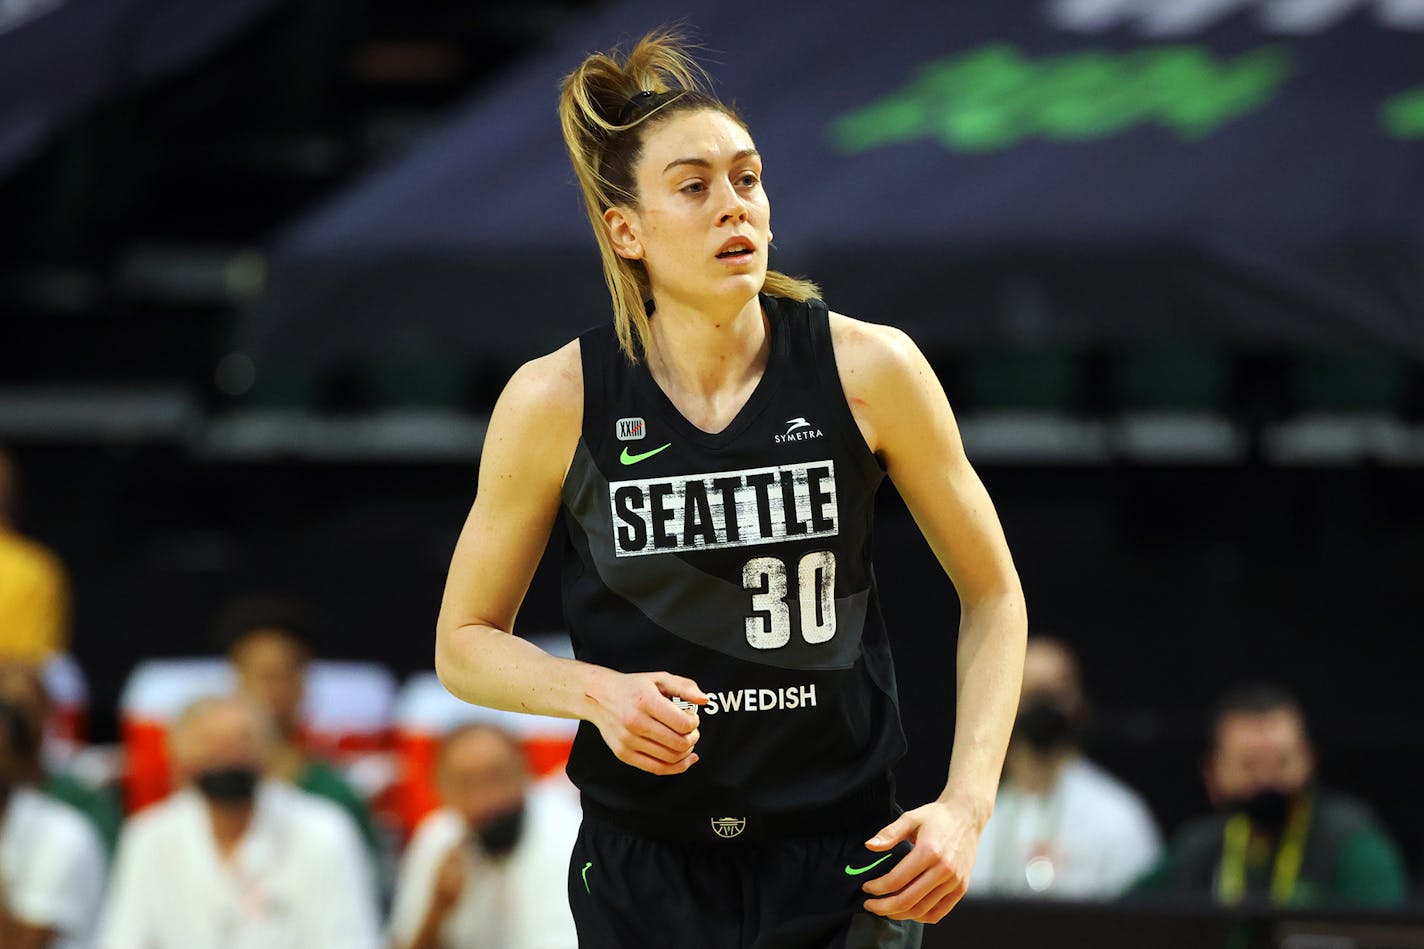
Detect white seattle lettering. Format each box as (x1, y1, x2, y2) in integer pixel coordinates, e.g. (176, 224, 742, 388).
(610, 461, 838, 557)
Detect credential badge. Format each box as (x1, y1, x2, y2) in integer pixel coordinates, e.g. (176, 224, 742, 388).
(616, 417, 646, 441)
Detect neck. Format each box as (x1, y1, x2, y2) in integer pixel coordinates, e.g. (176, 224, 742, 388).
(208, 800, 255, 857)
(646, 291, 767, 399)
(1006, 744, 1073, 795)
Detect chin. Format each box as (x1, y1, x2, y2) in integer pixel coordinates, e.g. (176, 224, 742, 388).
(721, 269, 767, 295)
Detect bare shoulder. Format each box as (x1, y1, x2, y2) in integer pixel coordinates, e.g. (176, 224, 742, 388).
(498, 338, 583, 424)
(827, 311, 931, 401)
(491, 339, 583, 443)
(827, 312, 951, 456)
(484, 338, 583, 483)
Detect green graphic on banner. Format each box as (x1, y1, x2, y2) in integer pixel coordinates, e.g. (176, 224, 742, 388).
(1381, 87, 1424, 138)
(828, 43, 1294, 154)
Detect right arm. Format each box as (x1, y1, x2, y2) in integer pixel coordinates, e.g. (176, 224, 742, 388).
(434, 342, 705, 775)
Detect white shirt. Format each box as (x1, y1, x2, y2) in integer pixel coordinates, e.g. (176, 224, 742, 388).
(1, 785, 106, 949)
(389, 779, 582, 949)
(98, 780, 380, 949)
(970, 756, 1162, 900)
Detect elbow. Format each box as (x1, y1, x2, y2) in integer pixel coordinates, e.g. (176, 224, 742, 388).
(964, 582, 1027, 633)
(432, 624, 463, 698)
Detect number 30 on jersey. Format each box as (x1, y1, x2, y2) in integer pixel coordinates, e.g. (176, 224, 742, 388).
(742, 551, 836, 648)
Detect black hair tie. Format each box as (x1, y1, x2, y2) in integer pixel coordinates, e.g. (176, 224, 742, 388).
(618, 89, 663, 125)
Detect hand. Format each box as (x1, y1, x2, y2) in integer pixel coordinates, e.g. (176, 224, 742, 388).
(585, 670, 707, 775)
(432, 846, 468, 913)
(860, 800, 981, 923)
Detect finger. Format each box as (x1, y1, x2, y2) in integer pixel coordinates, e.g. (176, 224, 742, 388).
(622, 729, 698, 764)
(891, 879, 960, 922)
(622, 749, 699, 776)
(917, 886, 965, 924)
(860, 846, 932, 896)
(651, 672, 708, 705)
(631, 710, 701, 754)
(643, 692, 700, 735)
(626, 690, 701, 743)
(865, 813, 914, 851)
(867, 877, 955, 920)
(862, 858, 942, 910)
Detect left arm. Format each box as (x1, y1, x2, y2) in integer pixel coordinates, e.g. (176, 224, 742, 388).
(832, 314, 1027, 924)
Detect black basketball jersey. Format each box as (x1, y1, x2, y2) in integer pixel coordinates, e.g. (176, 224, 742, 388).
(559, 293, 907, 815)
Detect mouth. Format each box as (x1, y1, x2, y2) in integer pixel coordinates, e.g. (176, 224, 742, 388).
(715, 237, 757, 261)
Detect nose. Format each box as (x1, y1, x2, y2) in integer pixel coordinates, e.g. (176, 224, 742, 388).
(715, 179, 748, 226)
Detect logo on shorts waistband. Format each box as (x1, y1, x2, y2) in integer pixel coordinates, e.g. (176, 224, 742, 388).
(711, 817, 746, 839)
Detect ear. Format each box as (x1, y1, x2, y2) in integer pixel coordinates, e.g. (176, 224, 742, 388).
(604, 206, 643, 260)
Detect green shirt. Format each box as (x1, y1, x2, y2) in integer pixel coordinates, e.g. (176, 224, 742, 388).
(44, 772, 123, 856)
(295, 758, 384, 862)
(1128, 788, 1409, 908)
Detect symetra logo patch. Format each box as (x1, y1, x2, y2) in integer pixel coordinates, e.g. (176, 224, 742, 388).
(776, 417, 823, 443)
(608, 461, 838, 557)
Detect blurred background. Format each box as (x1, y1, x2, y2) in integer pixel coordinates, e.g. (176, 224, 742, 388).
(3, 0, 1423, 944)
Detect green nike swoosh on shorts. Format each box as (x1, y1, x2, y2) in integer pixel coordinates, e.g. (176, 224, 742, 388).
(620, 443, 671, 465)
(844, 853, 894, 876)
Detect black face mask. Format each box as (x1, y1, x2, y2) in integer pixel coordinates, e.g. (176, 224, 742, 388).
(475, 803, 526, 858)
(1015, 700, 1077, 753)
(195, 766, 260, 805)
(1224, 788, 1294, 835)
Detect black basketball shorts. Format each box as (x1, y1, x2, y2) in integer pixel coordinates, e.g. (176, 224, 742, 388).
(567, 812, 924, 949)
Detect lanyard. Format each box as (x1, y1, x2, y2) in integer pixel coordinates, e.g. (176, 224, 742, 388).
(1217, 795, 1313, 906)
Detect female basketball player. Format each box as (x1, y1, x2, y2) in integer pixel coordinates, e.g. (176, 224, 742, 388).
(435, 30, 1026, 947)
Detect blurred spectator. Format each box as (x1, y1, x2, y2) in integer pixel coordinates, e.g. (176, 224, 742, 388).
(1132, 681, 1408, 907)
(388, 723, 580, 949)
(0, 447, 71, 663)
(1, 697, 106, 949)
(216, 594, 383, 863)
(0, 663, 122, 854)
(969, 636, 1161, 899)
(98, 694, 381, 948)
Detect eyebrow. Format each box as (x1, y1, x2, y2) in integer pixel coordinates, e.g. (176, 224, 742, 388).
(663, 148, 761, 175)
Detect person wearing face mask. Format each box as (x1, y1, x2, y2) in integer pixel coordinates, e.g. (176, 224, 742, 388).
(216, 595, 384, 869)
(1131, 681, 1408, 907)
(1, 698, 106, 949)
(97, 694, 381, 949)
(388, 723, 581, 949)
(968, 636, 1162, 899)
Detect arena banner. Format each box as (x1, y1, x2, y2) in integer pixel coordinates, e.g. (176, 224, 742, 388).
(240, 0, 1424, 372)
(0, 0, 285, 176)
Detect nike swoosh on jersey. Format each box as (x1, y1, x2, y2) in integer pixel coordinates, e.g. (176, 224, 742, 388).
(620, 443, 672, 465)
(844, 853, 894, 876)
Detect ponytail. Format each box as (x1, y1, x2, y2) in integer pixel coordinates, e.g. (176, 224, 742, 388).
(557, 28, 819, 362)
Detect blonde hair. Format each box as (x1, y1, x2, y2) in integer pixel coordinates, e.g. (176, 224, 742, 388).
(558, 28, 820, 362)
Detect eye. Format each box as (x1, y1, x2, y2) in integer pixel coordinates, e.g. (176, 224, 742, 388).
(737, 172, 760, 187)
(680, 180, 706, 194)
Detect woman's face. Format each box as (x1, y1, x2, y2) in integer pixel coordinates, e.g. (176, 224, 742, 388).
(609, 108, 771, 310)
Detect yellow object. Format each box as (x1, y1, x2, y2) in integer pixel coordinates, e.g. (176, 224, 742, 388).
(0, 527, 70, 662)
(1217, 795, 1313, 906)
